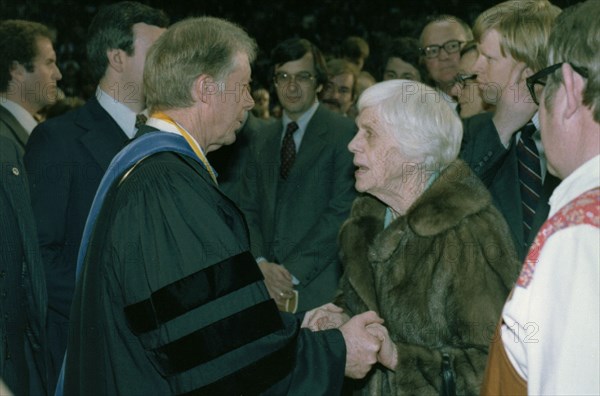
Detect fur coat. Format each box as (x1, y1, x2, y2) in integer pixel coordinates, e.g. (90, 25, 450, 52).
(334, 160, 520, 395)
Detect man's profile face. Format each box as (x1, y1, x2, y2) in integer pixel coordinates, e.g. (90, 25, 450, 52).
(321, 72, 355, 115)
(274, 52, 320, 120)
(472, 29, 517, 105)
(22, 36, 62, 112)
(204, 52, 254, 153)
(421, 20, 467, 89)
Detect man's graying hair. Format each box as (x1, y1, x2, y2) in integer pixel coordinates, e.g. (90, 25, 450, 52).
(144, 17, 257, 113)
(544, 0, 600, 122)
(419, 15, 473, 46)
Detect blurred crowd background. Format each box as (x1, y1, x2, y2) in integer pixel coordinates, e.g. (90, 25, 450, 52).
(1, 0, 584, 101)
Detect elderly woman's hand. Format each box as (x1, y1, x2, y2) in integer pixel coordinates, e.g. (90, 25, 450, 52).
(366, 323, 398, 370)
(301, 303, 350, 331)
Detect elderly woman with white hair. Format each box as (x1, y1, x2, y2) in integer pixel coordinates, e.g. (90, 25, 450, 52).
(306, 80, 520, 395)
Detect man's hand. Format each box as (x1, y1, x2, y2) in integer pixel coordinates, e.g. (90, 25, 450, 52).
(492, 61, 538, 146)
(366, 323, 398, 370)
(301, 303, 350, 331)
(258, 261, 294, 310)
(339, 311, 384, 379)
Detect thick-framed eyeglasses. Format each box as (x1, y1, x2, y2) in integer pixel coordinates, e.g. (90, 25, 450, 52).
(526, 62, 589, 105)
(274, 71, 316, 86)
(421, 40, 464, 59)
(453, 73, 477, 89)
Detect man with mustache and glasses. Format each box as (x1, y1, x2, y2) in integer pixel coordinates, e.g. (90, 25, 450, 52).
(320, 58, 359, 117)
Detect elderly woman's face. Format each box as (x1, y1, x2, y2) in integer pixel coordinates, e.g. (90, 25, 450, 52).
(348, 107, 407, 196)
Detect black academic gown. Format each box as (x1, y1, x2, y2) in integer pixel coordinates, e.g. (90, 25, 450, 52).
(64, 149, 346, 395)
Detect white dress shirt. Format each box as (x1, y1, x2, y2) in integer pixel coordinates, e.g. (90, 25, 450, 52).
(0, 99, 37, 134)
(280, 101, 320, 152)
(95, 87, 140, 139)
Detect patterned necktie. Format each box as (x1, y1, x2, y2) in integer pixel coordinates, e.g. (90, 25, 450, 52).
(135, 113, 148, 129)
(517, 123, 542, 242)
(280, 121, 299, 179)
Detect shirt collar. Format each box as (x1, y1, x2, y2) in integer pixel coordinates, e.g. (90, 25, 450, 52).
(95, 87, 139, 139)
(282, 100, 319, 133)
(146, 116, 208, 157)
(0, 99, 37, 134)
(531, 111, 540, 131)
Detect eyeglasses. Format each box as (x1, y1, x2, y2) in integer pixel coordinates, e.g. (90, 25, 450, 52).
(421, 40, 464, 59)
(453, 73, 477, 89)
(274, 71, 316, 85)
(526, 62, 589, 105)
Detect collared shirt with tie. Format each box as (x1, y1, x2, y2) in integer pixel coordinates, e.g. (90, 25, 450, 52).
(280, 121, 298, 179)
(278, 101, 320, 179)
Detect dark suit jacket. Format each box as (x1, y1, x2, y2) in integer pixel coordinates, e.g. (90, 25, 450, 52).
(24, 96, 129, 391)
(0, 105, 30, 157)
(0, 136, 47, 395)
(207, 112, 272, 205)
(239, 105, 357, 311)
(461, 112, 560, 260)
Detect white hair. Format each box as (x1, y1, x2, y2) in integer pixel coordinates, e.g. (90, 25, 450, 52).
(358, 79, 463, 168)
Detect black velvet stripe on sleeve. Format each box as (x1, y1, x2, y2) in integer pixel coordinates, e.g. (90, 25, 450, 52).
(151, 300, 283, 376)
(123, 251, 262, 334)
(178, 332, 297, 396)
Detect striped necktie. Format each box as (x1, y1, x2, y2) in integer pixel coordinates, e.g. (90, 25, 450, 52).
(517, 123, 542, 242)
(280, 121, 299, 179)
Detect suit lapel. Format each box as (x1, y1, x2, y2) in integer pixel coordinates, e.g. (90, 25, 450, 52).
(76, 98, 129, 171)
(258, 121, 282, 208)
(0, 106, 30, 150)
(1, 147, 34, 258)
(500, 140, 526, 250)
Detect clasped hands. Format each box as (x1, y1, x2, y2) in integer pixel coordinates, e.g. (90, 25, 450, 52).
(302, 303, 398, 379)
(258, 262, 398, 378)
